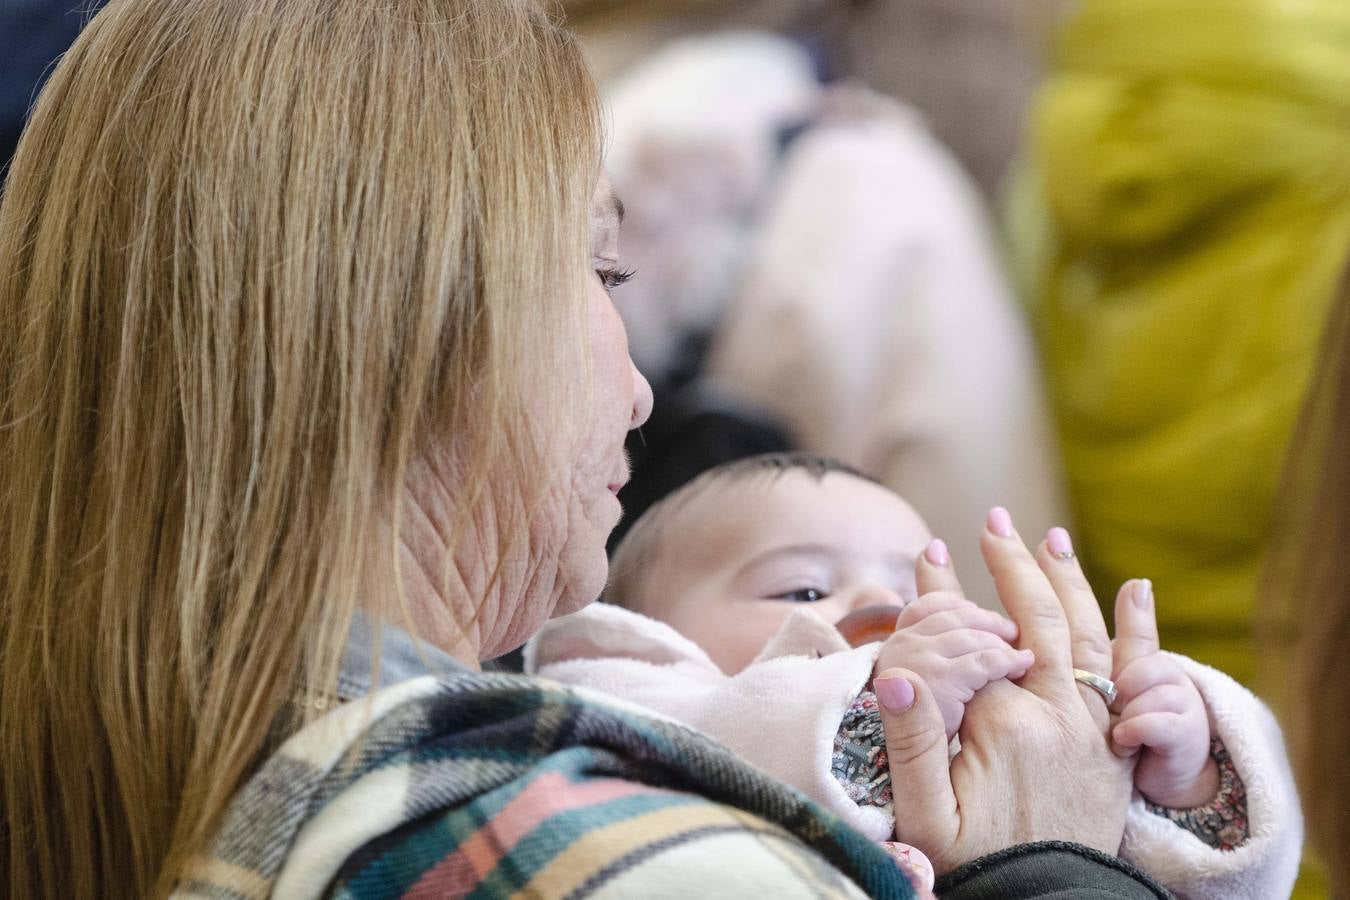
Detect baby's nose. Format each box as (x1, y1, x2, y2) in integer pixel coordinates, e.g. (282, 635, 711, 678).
(847, 584, 906, 610)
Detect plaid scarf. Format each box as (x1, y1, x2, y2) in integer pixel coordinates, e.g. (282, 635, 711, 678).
(175, 671, 918, 899)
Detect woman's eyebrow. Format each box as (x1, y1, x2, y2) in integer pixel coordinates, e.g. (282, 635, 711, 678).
(590, 188, 624, 235)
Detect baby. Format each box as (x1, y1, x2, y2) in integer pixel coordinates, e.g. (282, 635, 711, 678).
(526, 453, 1300, 898)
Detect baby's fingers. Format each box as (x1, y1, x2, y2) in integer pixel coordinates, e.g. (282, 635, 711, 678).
(910, 606, 1019, 643)
(1113, 654, 1191, 710)
(912, 628, 1023, 668)
(1116, 683, 1195, 721)
(1112, 579, 1159, 678)
(895, 591, 975, 630)
(952, 645, 1037, 689)
(1112, 712, 1186, 755)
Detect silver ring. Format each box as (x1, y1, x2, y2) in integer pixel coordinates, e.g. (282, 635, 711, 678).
(1073, 668, 1118, 707)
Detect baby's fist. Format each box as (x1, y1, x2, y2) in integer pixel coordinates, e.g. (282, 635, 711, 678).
(1111, 580, 1218, 808)
(877, 592, 1032, 739)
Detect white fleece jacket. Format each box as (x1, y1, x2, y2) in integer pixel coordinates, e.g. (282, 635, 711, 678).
(525, 603, 1302, 900)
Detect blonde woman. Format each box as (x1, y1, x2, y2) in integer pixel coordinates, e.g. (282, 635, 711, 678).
(1, 2, 1167, 898)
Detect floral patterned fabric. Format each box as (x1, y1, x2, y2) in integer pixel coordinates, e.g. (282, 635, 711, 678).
(1146, 739, 1249, 851)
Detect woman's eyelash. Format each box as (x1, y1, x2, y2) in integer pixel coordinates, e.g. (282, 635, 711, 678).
(595, 266, 636, 292)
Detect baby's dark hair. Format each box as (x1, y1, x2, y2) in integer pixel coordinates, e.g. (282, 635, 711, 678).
(606, 452, 880, 610)
(697, 451, 880, 485)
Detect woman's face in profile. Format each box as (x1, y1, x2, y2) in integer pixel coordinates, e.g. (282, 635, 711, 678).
(550, 173, 653, 617)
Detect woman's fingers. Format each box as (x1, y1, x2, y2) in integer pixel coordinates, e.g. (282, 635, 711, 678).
(979, 507, 1074, 699)
(1032, 527, 1113, 729)
(874, 669, 960, 857)
(1035, 527, 1113, 682)
(915, 538, 965, 597)
(1112, 579, 1159, 678)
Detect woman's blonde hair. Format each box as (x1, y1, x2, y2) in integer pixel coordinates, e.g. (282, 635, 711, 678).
(0, 1, 601, 897)
(1262, 261, 1350, 893)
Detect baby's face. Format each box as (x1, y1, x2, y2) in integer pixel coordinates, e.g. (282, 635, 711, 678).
(642, 471, 933, 673)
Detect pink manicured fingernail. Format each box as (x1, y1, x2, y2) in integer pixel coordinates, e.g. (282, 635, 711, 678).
(924, 538, 950, 568)
(1134, 578, 1153, 610)
(987, 506, 1014, 538)
(1047, 527, 1073, 559)
(875, 675, 916, 713)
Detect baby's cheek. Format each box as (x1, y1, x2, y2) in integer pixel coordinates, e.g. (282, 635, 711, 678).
(705, 627, 760, 671)
(725, 605, 796, 667)
(663, 601, 781, 674)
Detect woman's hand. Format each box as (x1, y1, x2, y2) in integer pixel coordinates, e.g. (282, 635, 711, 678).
(871, 509, 1134, 872)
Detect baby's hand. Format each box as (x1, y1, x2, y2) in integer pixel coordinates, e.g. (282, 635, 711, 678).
(1111, 579, 1219, 809)
(875, 591, 1033, 739)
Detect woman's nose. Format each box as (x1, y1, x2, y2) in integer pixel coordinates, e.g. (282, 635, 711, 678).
(629, 361, 653, 430)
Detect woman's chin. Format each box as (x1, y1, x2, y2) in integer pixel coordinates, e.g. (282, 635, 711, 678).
(551, 583, 600, 619)
(552, 536, 610, 618)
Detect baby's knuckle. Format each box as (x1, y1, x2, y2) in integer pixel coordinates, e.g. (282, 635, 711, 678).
(985, 646, 1018, 664)
(876, 641, 915, 669)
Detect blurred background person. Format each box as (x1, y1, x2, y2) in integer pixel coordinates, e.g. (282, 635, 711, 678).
(578, 20, 1068, 606)
(1007, 0, 1350, 692)
(1007, 3, 1350, 893)
(704, 81, 1067, 608)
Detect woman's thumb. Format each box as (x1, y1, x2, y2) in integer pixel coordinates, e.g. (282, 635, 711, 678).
(875, 669, 959, 863)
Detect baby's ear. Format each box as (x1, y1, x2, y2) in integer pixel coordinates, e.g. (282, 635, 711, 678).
(752, 607, 852, 664)
(1111, 579, 1160, 677)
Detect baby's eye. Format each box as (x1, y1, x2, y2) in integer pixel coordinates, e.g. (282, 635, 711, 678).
(771, 587, 828, 603)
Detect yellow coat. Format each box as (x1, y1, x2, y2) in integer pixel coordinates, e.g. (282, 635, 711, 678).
(1008, 0, 1350, 688)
